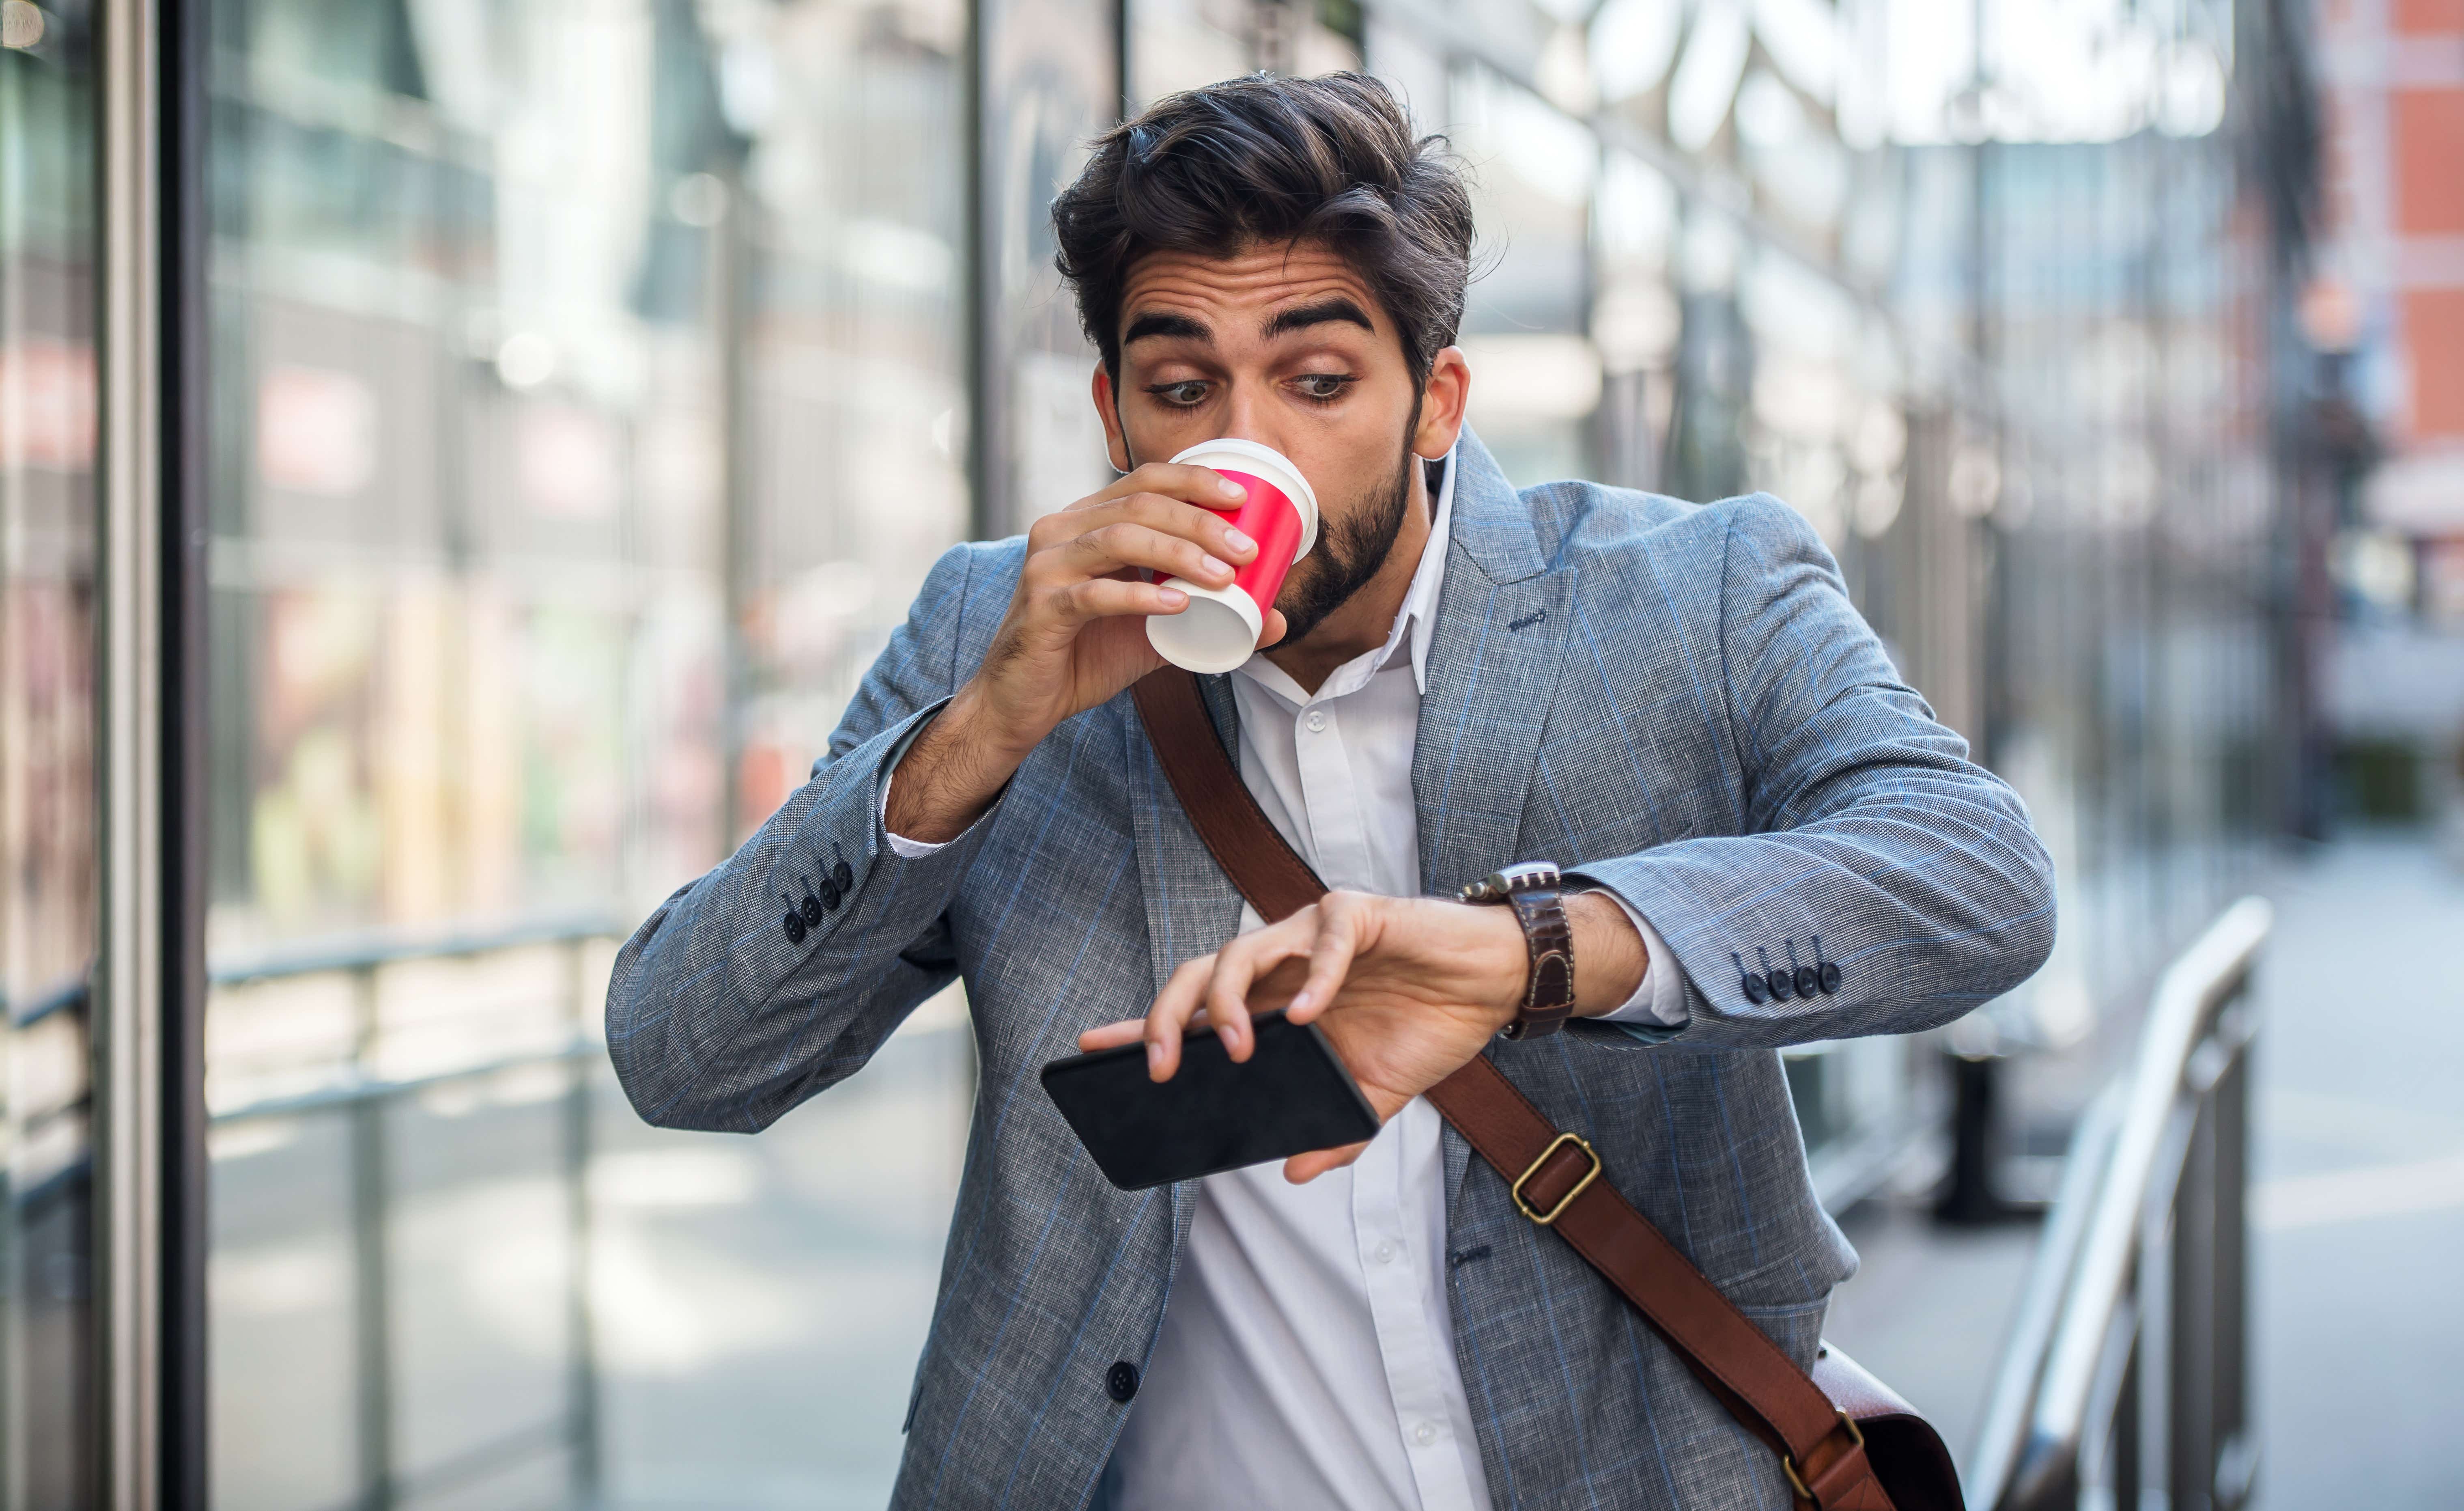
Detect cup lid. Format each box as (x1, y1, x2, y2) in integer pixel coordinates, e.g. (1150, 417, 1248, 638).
(1169, 438, 1319, 558)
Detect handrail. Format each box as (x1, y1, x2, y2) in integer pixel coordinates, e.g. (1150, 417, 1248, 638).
(1963, 1080, 2123, 1502)
(7, 973, 93, 1028)
(205, 914, 624, 1508)
(208, 911, 626, 987)
(1969, 895, 2272, 1511)
(207, 1035, 604, 1123)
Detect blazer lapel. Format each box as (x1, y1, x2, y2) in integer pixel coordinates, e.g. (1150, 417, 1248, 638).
(1416, 433, 1577, 1206)
(1413, 433, 1578, 902)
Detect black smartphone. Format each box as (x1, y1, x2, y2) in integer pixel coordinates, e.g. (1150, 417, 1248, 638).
(1039, 1010, 1382, 1191)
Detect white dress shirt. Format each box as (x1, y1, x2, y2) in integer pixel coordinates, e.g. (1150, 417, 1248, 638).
(886, 450, 1684, 1510)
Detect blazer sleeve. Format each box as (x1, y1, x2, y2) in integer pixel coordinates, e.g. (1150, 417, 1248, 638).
(604, 540, 1008, 1131)
(1567, 495, 2057, 1051)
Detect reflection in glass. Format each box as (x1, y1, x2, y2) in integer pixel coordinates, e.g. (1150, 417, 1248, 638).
(0, 5, 100, 1503)
(207, 0, 972, 1503)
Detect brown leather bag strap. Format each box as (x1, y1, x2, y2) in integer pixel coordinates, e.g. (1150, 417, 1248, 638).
(1129, 666, 1893, 1511)
(1130, 668, 1325, 921)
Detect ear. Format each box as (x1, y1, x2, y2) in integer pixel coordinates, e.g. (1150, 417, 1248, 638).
(1412, 346, 1471, 460)
(1093, 362, 1133, 473)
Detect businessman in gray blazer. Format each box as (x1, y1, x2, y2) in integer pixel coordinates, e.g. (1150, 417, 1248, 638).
(607, 71, 2055, 1511)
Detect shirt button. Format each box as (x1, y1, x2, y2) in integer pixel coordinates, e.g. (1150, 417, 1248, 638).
(1414, 1420, 1438, 1446)
(1305, 710, 1328, 733)
(1373, 1240, 1397, 1264)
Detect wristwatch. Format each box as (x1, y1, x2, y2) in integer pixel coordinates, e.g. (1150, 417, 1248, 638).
(1459, 861, 1575, 1040)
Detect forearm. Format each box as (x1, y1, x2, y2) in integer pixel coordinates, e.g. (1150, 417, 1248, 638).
(882, 681, 1033, 843)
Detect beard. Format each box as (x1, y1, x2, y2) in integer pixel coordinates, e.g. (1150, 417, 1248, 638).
(1272, 420, 1421, 647)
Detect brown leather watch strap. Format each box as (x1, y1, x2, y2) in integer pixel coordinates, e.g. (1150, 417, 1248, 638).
(1463, 866, 1576, 1039)
(1128, 666, 1909, 1511)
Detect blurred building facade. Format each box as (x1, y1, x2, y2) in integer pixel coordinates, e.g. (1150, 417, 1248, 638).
(0, 0, 2320, 1506)
(2305, 0, 2464, 821)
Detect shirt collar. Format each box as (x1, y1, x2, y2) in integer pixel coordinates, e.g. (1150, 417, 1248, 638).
(1232, 446, 1457, 705)
(1402, 446, 1458, 695)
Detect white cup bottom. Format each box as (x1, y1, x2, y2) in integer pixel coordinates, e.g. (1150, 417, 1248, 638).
(1146, 578, 1264, 673)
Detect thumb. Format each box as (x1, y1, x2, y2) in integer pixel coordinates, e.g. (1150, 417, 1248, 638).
(1283, 1139, 1371, 1184)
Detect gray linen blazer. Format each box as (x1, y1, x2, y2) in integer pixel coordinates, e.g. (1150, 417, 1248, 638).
(605, 430, 2057, 1510)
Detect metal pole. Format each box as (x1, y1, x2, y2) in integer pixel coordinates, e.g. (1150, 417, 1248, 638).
(158, 0, 214, 1495)
(350, 967, 394, 1510)
(2112, 1334, 2141, 1511)
(564, 940, 602, 1504)
(95, 0, 167, 1501)
(2212, 1016, 2254, 1507)
(2169, 1089, 2217, 1511)
(715, 165, 754, 850)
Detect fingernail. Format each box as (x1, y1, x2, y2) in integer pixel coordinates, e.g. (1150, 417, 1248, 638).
(1224, 528, 1255, 556)
(1158, 587, 1187, 608)
(1147, 1042, 1165, 1076)
(1216, 476, 1246, 500)
(1199, 554, 1230, 579)
(1289, 989, 1313, 1015)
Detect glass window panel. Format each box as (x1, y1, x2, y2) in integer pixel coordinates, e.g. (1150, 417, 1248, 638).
(0, 6, 99, 1504)
(1449, 61, 1601, 484)
(205, 0, 973, 1503)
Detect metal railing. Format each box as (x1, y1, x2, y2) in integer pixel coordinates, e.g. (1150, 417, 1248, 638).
(209, 914, 623, 1511)
(1967, 897, 2272, 1511)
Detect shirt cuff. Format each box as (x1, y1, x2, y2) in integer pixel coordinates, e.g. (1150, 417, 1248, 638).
(1579, 887, 1689, 1028)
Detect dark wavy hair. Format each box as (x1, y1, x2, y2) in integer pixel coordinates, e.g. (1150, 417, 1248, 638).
(1051, 72, 1476, 384)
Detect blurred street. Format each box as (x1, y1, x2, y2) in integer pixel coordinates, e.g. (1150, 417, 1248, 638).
(2248, 834, 2464, 1510)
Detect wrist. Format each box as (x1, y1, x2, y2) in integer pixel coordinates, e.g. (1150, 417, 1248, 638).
(1467, 903, 1530, 1030)
(885, 686, 1027, 843)
(1564, 891, 1648, 1017)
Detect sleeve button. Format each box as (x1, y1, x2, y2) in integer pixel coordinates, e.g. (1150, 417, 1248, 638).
(1793, 965, 1817, 998)
(831, 859, 854, 893)
(1105, 1361, 1139, 1402)
(1818, 962, 1841, 994)
(1741, 973, 1769, 1004)
(781, 912, 807, 946)
(1766, 969, 1793, 1002)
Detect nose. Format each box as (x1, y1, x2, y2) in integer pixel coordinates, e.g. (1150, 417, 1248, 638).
(1216, 385, 1282, 455)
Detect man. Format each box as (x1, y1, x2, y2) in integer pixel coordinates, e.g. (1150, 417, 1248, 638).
(607, 72, 2055, 1510)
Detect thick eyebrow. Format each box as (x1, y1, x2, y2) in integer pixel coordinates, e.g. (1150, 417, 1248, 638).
(1123, 311, 1212, 347)
(1263, 297, 1375, 341)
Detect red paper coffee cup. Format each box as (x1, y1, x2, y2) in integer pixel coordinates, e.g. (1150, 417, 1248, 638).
(1147, 439, 1319, 674)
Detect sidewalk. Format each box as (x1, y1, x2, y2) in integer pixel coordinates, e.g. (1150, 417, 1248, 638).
(2247, 833, 2464, 1509)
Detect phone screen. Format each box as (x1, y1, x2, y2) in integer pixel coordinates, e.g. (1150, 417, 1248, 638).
(1039, 1010, 1382, 1190)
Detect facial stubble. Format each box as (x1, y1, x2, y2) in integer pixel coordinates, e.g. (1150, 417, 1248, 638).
(1270, 412, 1424, 647)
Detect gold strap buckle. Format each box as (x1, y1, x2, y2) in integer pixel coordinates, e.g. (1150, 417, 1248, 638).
(1510, 1132, 1601, 1226)
(1781, 1410, 1866, 1502)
